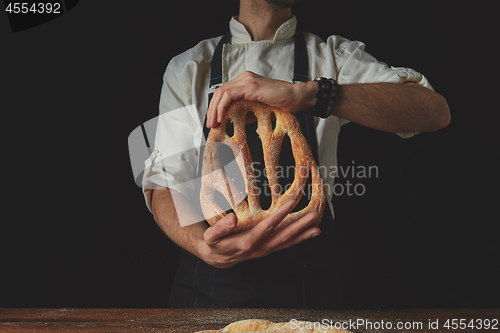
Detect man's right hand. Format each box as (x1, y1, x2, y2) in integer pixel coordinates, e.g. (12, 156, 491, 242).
(198, 201, 321, 268)
(151, 187, 320, 269)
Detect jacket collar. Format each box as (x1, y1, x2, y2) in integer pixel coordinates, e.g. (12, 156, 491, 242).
(228, 15, 297, 44)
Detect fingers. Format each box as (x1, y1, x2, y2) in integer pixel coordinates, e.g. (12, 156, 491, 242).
(208, 89, 247, 128)
(255, 200, 296, 235)
(204, 201, 294, 247)
(206, 91, 220, 129)
(246, 201, 318, 248)
(264, 212, 320, 251)
(242, 209, 320, 259)
(206, 71, 259, 128)
(201, 206, 321, 268)
(216, 91, 236, 123)
(206, 71, 307, 128)
(203, 213, 238, 246)
(206, 83, 238, 129)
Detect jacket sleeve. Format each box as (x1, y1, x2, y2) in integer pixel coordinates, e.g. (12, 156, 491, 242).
(333, 37, 434, 138)
(141, 61, 203, 212)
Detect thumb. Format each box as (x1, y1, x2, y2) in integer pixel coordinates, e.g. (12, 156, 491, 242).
(203, 213, 238, 246)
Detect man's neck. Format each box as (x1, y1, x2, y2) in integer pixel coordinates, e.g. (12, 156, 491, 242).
(238, 0, 293, 41)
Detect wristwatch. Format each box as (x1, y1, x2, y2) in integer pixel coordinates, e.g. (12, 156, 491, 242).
(306, 77, 338, 118)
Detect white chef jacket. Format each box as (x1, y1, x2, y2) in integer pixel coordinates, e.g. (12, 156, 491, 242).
(142, 16, 433, 223)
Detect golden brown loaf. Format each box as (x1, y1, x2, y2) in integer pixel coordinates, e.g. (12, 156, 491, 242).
(200, 100, 326, 233)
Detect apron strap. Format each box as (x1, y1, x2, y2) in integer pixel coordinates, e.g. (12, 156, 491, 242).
(292, 26, 309, 83)
(292, 27, 319, 165)
(210, 30, 231, 88)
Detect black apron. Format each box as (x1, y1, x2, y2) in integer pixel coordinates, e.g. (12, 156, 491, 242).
(169, 26, 342, 309)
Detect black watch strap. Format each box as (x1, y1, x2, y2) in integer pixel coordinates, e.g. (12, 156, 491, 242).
(306, 77, 338, 118)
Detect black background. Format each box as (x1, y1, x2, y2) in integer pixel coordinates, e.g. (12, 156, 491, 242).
(1, 1, 498, 309)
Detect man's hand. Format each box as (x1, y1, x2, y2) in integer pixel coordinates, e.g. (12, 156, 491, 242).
(151, 185, 320, 270)
(198, 201, 321, 268)
(206, 71, 317, 128)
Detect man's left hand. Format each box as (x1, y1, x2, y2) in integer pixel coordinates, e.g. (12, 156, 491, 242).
(206, 71, 317, 128)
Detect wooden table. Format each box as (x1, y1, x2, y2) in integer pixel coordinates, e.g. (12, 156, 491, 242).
(1, 308, 498, 332)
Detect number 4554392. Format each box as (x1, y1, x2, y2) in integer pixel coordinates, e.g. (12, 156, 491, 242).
(5, 2, 61, 14)
(443, 318, 498, 330)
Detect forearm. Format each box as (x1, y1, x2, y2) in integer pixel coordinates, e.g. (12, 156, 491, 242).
(150, 185, 320, 268)
(336, 82, 449, 132)
(151, 186, 207, 257)
(298, 81, 450, 133)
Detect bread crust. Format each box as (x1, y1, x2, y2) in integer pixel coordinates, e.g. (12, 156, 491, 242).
(200, 100, 326, 233)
